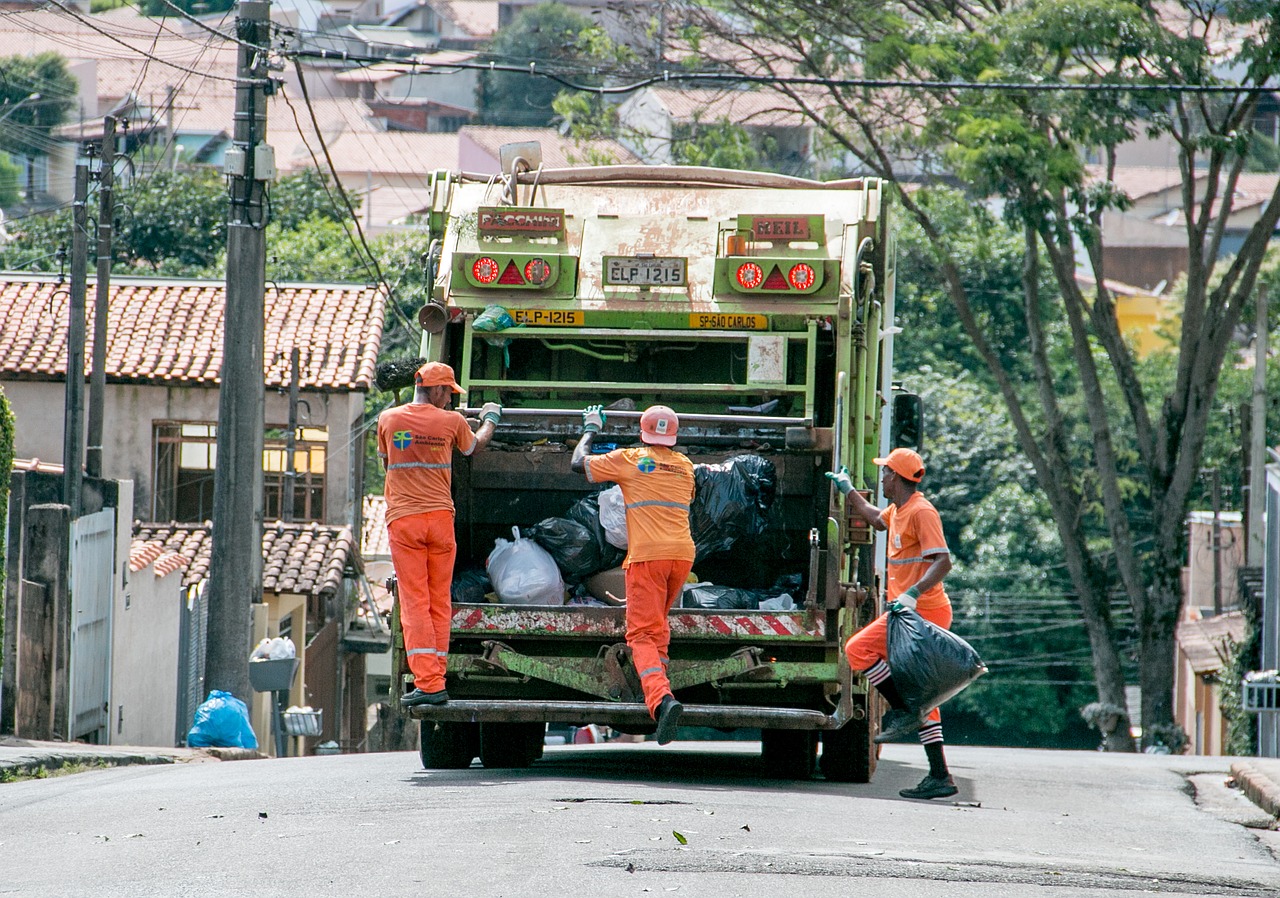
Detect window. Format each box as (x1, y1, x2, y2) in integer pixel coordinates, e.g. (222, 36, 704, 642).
(153, 422, 327, 523)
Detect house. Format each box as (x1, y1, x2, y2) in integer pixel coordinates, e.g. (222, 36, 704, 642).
(1171, 510, 1248, 755)
(0, 273, 383, 529)
(1086, 166, 1280, 292)
(0, 272, 386, 749)
(1174, 610, 1247, 756)
(125, 520, 367, 755)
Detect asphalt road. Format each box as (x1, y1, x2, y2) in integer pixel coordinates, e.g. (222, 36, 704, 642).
(1, 742, 1277, 898)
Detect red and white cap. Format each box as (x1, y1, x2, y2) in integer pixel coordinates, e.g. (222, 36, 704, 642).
(639, 405, 679, 446)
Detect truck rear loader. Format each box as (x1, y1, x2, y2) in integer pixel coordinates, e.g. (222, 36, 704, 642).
(389, 153, 910, 782)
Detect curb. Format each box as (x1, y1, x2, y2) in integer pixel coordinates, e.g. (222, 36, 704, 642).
(1231, 761, 1280, 821)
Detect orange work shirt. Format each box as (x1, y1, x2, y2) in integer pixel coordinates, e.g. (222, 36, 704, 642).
(376, 402, 477, 525)
(880, 491, 951, 611)
(584, 445, 695, 567)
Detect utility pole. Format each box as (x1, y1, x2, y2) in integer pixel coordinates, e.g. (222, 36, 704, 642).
(282, 347, 299, 523)
(1247, 287, 1269, 567)
(1211, 469, 1222, 615)
(62, 159, 89, 518)
(87, 116, 115, 479)
(205, 0, 273, 701)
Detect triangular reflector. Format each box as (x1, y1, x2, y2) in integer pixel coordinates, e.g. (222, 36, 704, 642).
(498, 260, 525, 285)
(762, 265, 789, 290)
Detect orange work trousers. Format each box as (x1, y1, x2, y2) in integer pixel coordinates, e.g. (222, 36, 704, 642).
(388, 510, 457, 693)
(845, 602, 953, 724)
(625, 558, 694, 717)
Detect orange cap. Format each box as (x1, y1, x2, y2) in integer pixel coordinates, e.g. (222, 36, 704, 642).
(414, 361, 465, 394)
(873, 447, 924, 482)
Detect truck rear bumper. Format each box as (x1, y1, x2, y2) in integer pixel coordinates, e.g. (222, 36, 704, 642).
(404, 700, 851, 731)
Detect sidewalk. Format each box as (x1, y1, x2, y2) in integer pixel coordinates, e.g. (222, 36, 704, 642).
(0, 735, 262, 781)
(1232, 758, 1280, 821)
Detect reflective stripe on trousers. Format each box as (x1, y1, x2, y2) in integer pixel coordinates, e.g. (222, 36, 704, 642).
(625, 558, 694, 717)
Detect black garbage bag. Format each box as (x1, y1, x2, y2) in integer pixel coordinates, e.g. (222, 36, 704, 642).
(565, 492, 625, 571)
(886, 606, 987, 716)
(525, 506, 623, 583)
(451, 568, 491, 604)
(680, 584, 773, 610)
(690, 455, 777, 561)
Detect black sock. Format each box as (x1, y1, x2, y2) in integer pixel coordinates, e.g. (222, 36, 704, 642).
(924, 741, 949, 779)
(874, 676, 908, 711)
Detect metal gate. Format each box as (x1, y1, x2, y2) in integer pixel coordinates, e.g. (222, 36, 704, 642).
(68, 509, 116, 742)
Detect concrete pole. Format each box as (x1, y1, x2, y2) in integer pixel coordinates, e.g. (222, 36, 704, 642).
(62, 160, 89, 518)
(205, 0, 271, 702)
(1247, 287, 1269, 567)
(87, 116, 114, 479)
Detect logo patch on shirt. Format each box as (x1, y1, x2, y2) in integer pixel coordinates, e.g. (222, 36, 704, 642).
(636, 456, 657, 474)
(393, 430, 413, 450)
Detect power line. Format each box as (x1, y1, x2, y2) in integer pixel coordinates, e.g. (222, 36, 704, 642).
(284, 46, 1280, 97)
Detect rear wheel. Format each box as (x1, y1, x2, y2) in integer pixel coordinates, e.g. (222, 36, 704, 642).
(479, 722, 545, 769)
(761, 728, 818, 779)
(419, 720, 479, 770)
(819, 719, 874, 783)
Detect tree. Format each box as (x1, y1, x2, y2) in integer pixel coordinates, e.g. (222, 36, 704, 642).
(478, 3, 620, 127)
(0, 154, 19, 207)
(0, 386, 13, 637)
(686, 0, 1280, 749)
(140, 0, 233, 15)
(0, 53, 77, 177)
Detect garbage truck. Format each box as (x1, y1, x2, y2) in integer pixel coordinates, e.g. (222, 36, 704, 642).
(389, 147, 914, 782)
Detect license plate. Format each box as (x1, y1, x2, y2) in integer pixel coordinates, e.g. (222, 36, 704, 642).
(603, 256, 688, 287)
(689, 313, 767, 330)
(510, 309, 584, 326)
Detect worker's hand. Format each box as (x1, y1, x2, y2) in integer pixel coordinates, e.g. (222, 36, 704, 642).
(480, 402, 502, 425)
(897, 586, 921, 611)
(582, 404, 606, 433)
(825, 466, 854, 496)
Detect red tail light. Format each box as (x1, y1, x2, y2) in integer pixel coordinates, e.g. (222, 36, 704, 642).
(788, 263, 816, 290)
(497, 260, 524, 285)
(524, 258, 552, 286)
(736, 262, 764, 290)
(472, 257, 500, 284)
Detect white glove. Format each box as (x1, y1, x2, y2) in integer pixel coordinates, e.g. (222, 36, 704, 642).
(582, 404, 606, 433)
(480, 402, 502, 425)
(896, 586, 921, 611)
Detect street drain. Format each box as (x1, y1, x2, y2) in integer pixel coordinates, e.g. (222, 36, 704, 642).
(554, 798, 689, 806)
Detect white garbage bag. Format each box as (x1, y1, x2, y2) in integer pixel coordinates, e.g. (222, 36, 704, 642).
(486, 527, 566, 605)
(598, 485, 629, 549)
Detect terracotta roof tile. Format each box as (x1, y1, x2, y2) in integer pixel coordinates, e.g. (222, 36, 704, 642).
(131, 521, 356, 596)
(0, 275, 385, 391)
(1176, 610, 1247, 675)
(362, 495, 389, 558)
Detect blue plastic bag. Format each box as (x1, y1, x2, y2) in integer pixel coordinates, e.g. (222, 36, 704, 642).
(186, 690, 259, 749)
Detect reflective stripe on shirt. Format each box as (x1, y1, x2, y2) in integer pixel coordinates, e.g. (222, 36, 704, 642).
(387, 462, 452, 471)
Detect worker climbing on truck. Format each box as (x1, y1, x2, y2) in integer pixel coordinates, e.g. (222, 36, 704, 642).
(570, 404, 694, 745)
(827, 447, 959, 799)
(379, 362, 502, 708)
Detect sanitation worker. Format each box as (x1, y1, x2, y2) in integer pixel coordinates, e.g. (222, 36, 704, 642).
(378, 362, 501, 707)
(827, 448, 958, 800)
(570, 404, 694, 744)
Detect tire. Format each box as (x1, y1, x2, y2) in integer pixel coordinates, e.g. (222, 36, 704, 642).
(819, 718, 875, 783)
(479, 722, 545, 769)
(419, 720, 479, 770)
(760, 729, 818, 779)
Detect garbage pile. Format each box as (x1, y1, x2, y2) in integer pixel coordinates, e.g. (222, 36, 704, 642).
(469, 454, 794, 609)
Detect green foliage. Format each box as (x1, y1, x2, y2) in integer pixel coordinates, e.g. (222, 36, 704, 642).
(89, 0, 127, 11)
(116, 169, 226, 272)
(0, 53, 78, 162)
(0, 153, 19, 207)
(270, 168, 360, 233)
(265, 215, 367, 282)
(478, 3, 621, 127)
(671, 119, 763, 170)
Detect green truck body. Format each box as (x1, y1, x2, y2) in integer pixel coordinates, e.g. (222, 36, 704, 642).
(392, 161, 898, 781)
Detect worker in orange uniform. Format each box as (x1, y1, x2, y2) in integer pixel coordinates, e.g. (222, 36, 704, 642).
(378, 362, 501, 708)
(570, 404, 694, 744)
(827, 447, 957, 800)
